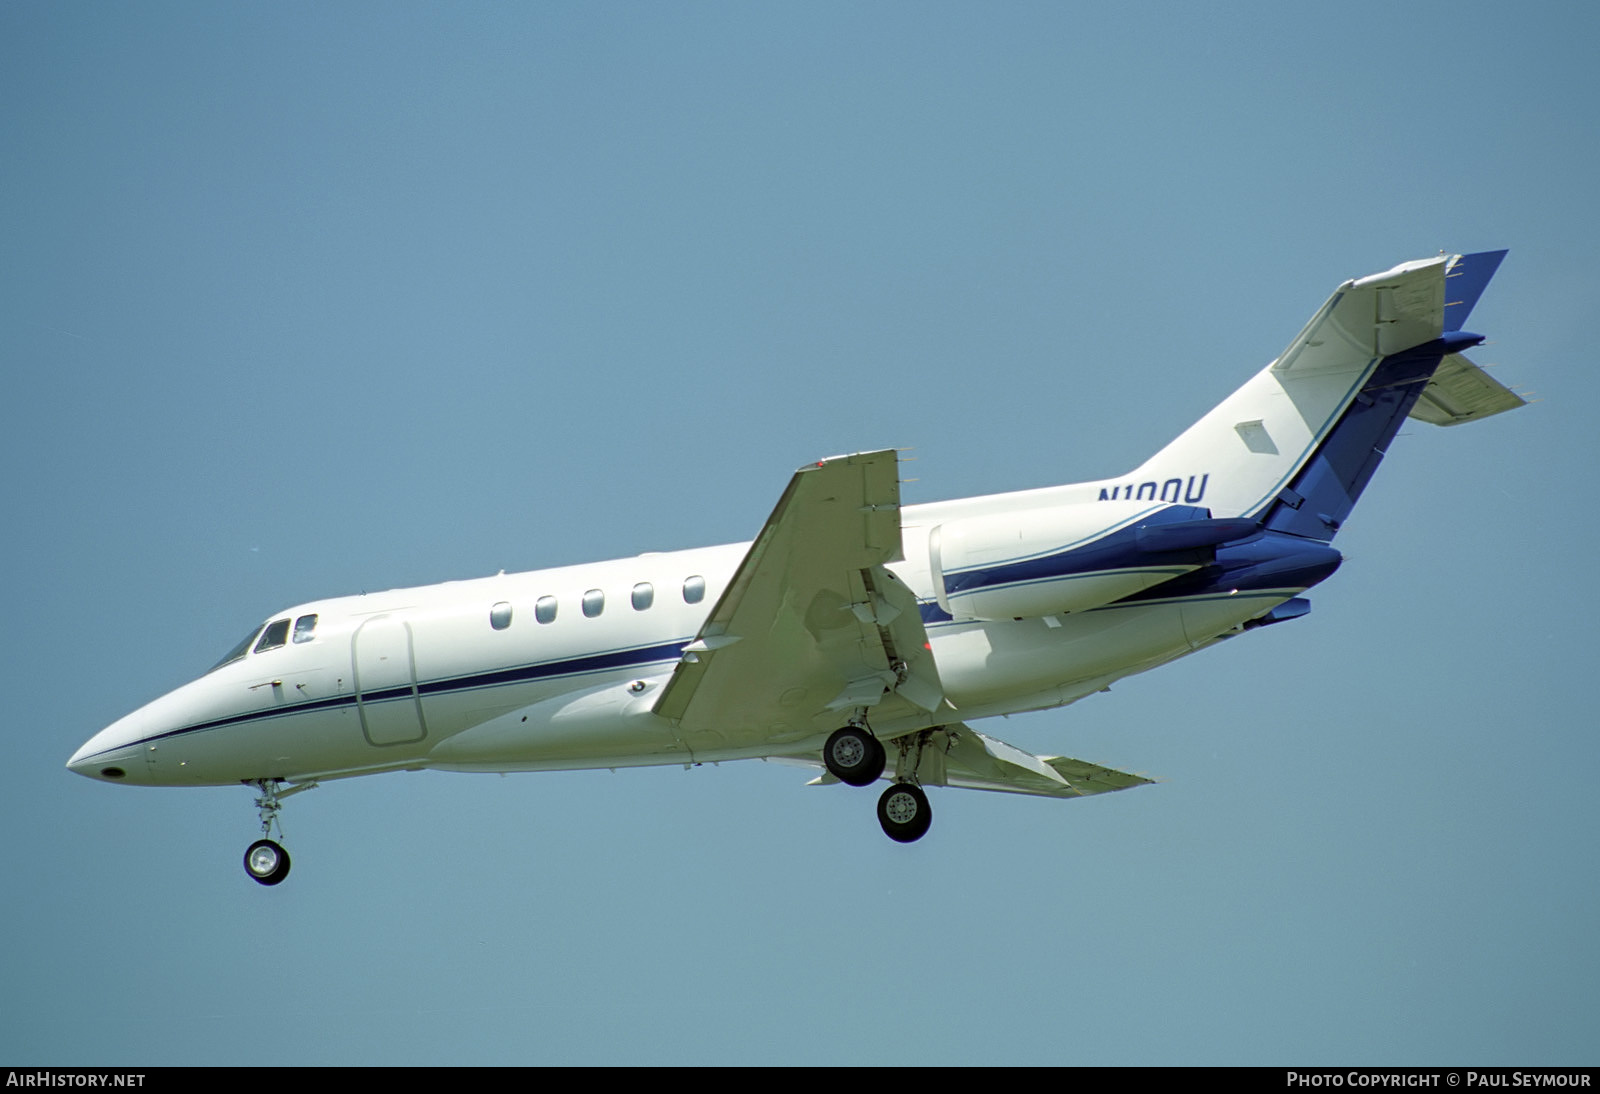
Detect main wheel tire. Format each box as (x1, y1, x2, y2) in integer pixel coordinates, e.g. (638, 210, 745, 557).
(824, 727, 886, 787)
(877, 782, 932, 843)
(244, 838, 291, 886)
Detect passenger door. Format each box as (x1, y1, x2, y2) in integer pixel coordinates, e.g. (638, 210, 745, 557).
(352, 616, 428, 746)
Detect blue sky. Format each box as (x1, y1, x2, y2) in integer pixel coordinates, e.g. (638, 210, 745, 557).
(4, 1, 1596, 1065)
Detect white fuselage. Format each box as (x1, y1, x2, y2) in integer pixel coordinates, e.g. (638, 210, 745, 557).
(67, 482, 1308, 790)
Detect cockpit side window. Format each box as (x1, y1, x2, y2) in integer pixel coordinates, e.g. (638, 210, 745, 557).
(210, 626, 263, 672)
(253, 618, 291, 654)
(292, 615, 318, 643)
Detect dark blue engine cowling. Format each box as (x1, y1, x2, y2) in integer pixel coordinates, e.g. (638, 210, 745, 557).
(931, 503, 1296, 622)
(1117, 530, 1343, 604)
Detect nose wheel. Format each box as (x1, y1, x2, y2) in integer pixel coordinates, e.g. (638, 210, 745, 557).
(243, 778, 316, 886)
(244, 839, 291, 885)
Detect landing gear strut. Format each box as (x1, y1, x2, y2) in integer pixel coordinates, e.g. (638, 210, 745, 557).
(243, 778, 316, 886)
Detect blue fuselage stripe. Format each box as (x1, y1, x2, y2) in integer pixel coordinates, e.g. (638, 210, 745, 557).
(115, 640, 691, 754)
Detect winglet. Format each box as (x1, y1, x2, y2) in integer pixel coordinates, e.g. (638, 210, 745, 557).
(1442, 249, 1508, 332)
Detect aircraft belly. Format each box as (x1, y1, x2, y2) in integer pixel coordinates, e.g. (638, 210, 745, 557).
(1179, 590, 1295, 645)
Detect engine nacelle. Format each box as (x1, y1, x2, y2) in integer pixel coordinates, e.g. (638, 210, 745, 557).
(929, 501, 1255, 621)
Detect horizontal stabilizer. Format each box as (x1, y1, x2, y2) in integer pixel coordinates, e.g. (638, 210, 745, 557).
(1272, 255, 1448, 373)
(1408, 354, 1527, 426)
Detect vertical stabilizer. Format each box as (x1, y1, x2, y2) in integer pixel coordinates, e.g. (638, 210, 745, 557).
(1119, 252, 1509, 541)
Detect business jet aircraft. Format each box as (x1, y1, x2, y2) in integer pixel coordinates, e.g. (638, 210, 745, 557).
(68, 251, 1522, 885)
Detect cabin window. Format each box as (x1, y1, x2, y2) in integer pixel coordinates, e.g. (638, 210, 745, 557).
(683, 575, 706, 604)
(253, 618, 291, 654)
(631, 582, 654, 611)
(582, 589, 605, 618)
(489, 602, 513, 630)
(292, 615, 318, 643)
(535, 596, 558, 624)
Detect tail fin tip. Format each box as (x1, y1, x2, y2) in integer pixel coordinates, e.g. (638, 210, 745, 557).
(1442, 249, 1508, 332)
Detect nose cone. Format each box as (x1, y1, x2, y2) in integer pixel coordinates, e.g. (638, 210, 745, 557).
(67, 715, 148, 783)
(69, 671, 246, 787)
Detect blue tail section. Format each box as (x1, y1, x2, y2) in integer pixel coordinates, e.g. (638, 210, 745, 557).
(1259, 329, 1487, 541)
(1256, 249, 1509, 542)
(1126, 250, 1511, 545)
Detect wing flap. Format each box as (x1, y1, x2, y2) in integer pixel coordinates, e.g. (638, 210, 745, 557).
(795, 724, 1157, 799)
(796, 724, 1153, 799)
(930, 725, 1155, 798)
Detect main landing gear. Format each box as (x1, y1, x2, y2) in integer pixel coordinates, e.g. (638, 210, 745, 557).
(243, 778, 317, 886)
(823, 725, 886, 786)
(824, 724, 935, 843)
(877, 781, 932, 843)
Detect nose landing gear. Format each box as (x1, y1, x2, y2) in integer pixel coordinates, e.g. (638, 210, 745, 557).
(243, 778, 317, 886)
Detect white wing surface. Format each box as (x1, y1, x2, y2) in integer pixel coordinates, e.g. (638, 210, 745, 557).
(654, 450, 945, 752)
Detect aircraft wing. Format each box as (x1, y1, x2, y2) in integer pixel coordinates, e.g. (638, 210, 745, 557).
(654, 450, 946, 752)
(794, 722, 1154, 799)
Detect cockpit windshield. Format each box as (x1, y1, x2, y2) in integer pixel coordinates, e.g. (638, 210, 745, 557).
(253, 619, 291, 654)
(208, 613, 319, 673)
(209, 625, 264, 673)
